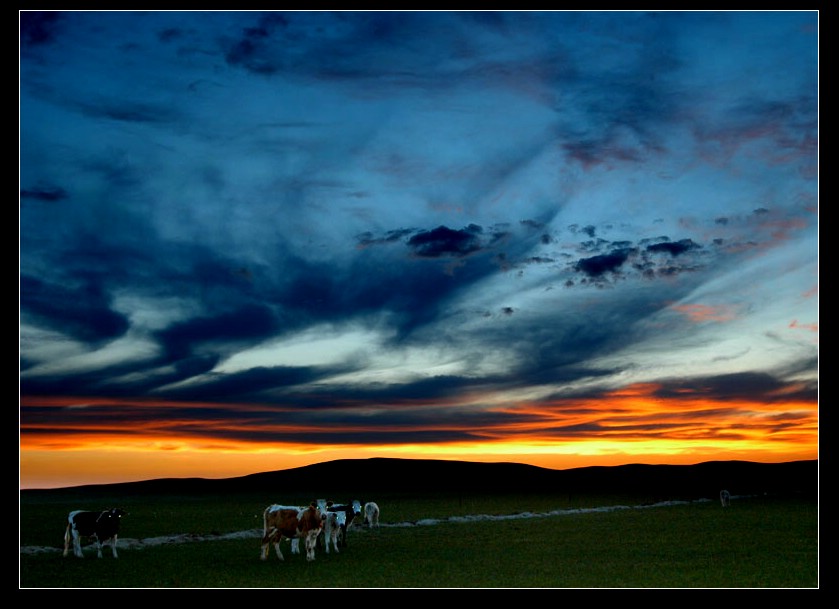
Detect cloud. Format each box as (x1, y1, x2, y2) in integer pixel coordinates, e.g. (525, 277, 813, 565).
(407, 225, 483, 258)
(20, 185, 68, 202)
(575, 248, 633, 278)
(646, 239, 700, 256)
(19, 11, 63, 48)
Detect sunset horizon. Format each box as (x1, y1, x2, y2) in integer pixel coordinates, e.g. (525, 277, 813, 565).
(20, 382, 818, 489)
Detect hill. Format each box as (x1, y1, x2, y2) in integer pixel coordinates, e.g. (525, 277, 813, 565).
(21, 458, 818, 501)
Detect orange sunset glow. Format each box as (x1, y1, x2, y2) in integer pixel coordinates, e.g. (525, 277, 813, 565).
(20, 383, 818, 489)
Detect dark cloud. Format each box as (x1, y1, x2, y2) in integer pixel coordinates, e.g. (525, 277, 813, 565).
(156, 27, 184, 43)
(20, 11, 63, 48)
(20, 185, 68, 202)
(20, 274, 129, 343)
(155, 303, 279, 362)
(652, 371, 818, 404)
(356, 228, 417, 247)
(76, 99, 180, 124)
(225, 31, 276, 74)
(646, 239, 700, 256)
(407, 225, 483, 258)
(575, 248, 633, 278)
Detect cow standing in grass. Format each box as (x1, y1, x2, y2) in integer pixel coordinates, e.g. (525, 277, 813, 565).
(364, 501, 380, 529)
(323, 509, 346, 553)
(720, 490, 731, 507)
(261, 503, 323, 562)
(63, 508, 128, 558)
(327, 500, 363, 548)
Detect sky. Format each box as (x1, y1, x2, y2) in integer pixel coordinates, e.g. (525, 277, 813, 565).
(19, 10, 819, 490)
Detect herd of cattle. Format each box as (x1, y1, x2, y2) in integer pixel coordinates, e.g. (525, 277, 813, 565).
(62, 500, 381, 562)
(62, 492, 731, 561)
(261, 499, 379, 562)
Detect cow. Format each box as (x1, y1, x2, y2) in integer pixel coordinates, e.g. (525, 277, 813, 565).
(364, 501, 380, 528)
(323, 509, 347, 554)
(260, 503, 323, 562)
(326, 499, 363, 548)
(63, 508, 128, 558)
(720, 489, 731, 507)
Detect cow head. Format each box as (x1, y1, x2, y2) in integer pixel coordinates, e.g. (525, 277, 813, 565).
(306, 502, 322, 521)
(97, 508, 128, 522)
(334, 510, 347, 527)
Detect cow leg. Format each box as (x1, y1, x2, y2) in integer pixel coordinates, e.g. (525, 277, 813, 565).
(111, 535, 119, 558)
(274, 532, 286, 560)
(63, 525, 71, 557)
(272, 533, 285, 560)
(305, 531, 319, 561)
(261, 529, 284, 561)
(72, 530, 84, 558)
(290, 538, 300, 554)
(260, 532, 276, 561)
(274, 536, 285, 561)
(63, 526, 74, 558)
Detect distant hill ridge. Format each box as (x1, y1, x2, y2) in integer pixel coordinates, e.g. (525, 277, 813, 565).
(22, 458, 818, 500)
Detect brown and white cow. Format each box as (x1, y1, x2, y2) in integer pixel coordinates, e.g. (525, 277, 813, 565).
(260, 502, 323, 562)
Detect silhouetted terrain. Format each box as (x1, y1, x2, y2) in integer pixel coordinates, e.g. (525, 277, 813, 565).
(21, 458, 818, 501)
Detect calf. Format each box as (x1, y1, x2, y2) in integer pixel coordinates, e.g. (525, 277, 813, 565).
(327, 499, 363, 548)
(323, 509, 347, 554)
(63, 508, 128, 558)
(363, 501, 380, 528)
(260, 503, 323, 562)
(720, 489, 731, 507)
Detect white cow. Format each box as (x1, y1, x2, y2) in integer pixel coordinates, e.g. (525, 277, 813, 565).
(720, 489, 731, 507)
(363, 501, 380, 528)
(323, 509, 347, 553)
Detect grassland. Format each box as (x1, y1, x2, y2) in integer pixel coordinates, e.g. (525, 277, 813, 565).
(20, 490, 818, 588)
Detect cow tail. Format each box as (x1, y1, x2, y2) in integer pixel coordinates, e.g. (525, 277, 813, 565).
(63, 523, 71, 556)
(262, 507, 275, 540)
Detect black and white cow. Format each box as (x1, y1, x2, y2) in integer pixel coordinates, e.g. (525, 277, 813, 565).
(327, 500, 363, 548)
(63, 508, 128, 558)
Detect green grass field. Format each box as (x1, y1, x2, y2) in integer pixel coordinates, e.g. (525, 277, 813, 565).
(19, 491, 818, 588)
